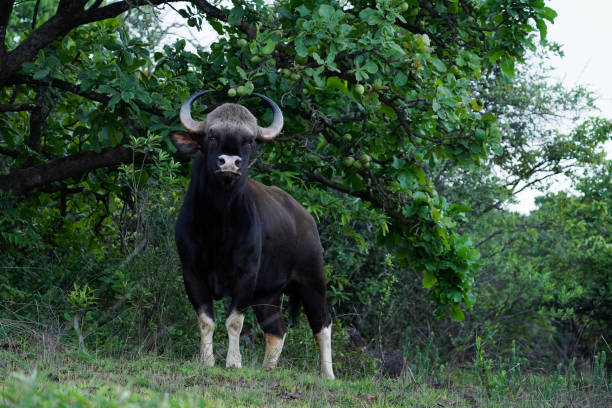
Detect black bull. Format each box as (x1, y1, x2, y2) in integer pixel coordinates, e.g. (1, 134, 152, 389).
(169, 91, 334, 379)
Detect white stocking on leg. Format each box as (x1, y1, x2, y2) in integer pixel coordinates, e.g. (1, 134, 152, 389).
(225, 311, 244, 368)
(315, 324, 335, 379)
(198, 313, 215, 367)
(263, 333, 286, 369)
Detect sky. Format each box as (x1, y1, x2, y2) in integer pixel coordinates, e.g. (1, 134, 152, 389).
(161, 1, 612, 214)
(509, 0, 612, 213)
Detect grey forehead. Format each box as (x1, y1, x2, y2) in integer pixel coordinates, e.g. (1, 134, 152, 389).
(205, 103, 258, 130)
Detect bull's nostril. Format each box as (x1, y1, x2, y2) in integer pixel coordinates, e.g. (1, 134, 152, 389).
(218, 157, 225, 165)
(235, 158, 241, 167)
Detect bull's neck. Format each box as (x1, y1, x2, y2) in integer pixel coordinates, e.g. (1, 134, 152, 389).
(198, 172, 251, 216)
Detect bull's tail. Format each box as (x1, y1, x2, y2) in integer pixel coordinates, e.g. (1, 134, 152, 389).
(289, 295, 302, 326)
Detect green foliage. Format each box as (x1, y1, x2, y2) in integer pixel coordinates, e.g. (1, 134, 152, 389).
(1, 0, 562, 320)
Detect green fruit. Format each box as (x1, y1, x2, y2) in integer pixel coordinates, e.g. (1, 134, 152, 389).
(187, 18, 196, 27)
(237, 39, 247, 47)
(290, 73, 300, 81)
(352, 160, 363, 170)
(360, 153, 372, 163)
(282, 68, 292, 77)
(355, 84, 365, 95)
(363, 161, 371, 169)
(343, 156, 356, 167)
(343, 134, 352, 142)
(267, 58, 276, 67)
(399, 2, 409, 12)
(250, 55, 262, 64)
(227, 88, 237, 97)
(237, 86, 247, 96)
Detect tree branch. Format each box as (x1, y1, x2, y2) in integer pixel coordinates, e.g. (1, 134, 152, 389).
(191, 0, 256, 39)
(31, 0, 42, 29)
(0, 1, 14, 60)
(0, 0, 184, 86)
(304, 171, 415, 228)
(0, 103, 41, 112)
(0, 146, 19, 158)
(0, 146, 147, 196)
(28, 86, 49, 153)
(10, 74, 167, 118)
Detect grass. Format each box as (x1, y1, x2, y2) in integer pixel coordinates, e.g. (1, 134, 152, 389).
(0, 342, 609, 407)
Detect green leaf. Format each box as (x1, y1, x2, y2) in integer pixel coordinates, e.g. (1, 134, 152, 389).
(363, 60, 378, 74)
(102, 38, 122, 51)
(295, 36, 308, 57)
(33, 68, 50, 80)
(430, 57, 446, 72)
(423, 270, 437, 288)
(243, 81, 254, 95)
(228, 6, 244, 26)
(325, 76, 349, 94)
(295, 5, 311, 17)
(450, 304, 465, 321)
(500, 56, 515, 76)
(393, 71, 407, 87)
(536, 19, 547, 41)
(236, 66, 247, 80)
(318, 4, 335, 19)
(261, 39, 277, 55)
(539, 6, 558, 22)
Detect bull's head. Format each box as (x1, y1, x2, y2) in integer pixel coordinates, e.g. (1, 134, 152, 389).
(170, 90, 284, 189)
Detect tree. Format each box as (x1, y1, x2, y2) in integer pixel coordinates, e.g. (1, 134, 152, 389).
(1, 0, 558, 319)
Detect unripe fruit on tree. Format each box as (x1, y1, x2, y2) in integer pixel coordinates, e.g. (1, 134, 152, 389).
(237, 86, 247, 96)
(290, 73, 300, 81)
(250, 55, 262, 64)
(399, 2, 409, 12)
(343, 134, 352, 142)
(355, 84, 365, 95)
(352, 160, 363, 170)
(363, 161, 371, 169)
(267, 59, 276, 67)
(237, 39, 247, 47)
(343, 156, 356, 167)
(227, 88, 237, 97)
(360, 153, 372, 163)
(282, 68, 291, 77)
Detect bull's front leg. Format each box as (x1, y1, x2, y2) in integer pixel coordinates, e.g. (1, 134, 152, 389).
(225, 310, 245, 368)
(226, 251, 258, 368)
(179, 257, 215, 367)
(198, 307, 216, 367)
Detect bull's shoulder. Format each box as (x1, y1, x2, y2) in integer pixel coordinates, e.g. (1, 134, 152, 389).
(246, 178, 315, 224)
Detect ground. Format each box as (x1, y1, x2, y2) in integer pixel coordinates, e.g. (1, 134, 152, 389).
(0, 345, 608, 407)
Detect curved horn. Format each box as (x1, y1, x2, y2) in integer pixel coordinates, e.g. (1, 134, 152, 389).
(179, 90, 216, 134)
(253, 93, 284, 141)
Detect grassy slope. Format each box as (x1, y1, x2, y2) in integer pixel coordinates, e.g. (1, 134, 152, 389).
(0, 347, 609, 407)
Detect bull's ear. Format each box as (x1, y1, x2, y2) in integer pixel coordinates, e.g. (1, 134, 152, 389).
(169, 131, 200, 155)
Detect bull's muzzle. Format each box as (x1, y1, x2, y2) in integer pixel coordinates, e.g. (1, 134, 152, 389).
(215, 155, 242, 177)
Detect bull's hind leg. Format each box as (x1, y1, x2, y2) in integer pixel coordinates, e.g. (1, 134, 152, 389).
(254, 297, 286, 369)
(298, 284, 335, 380)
